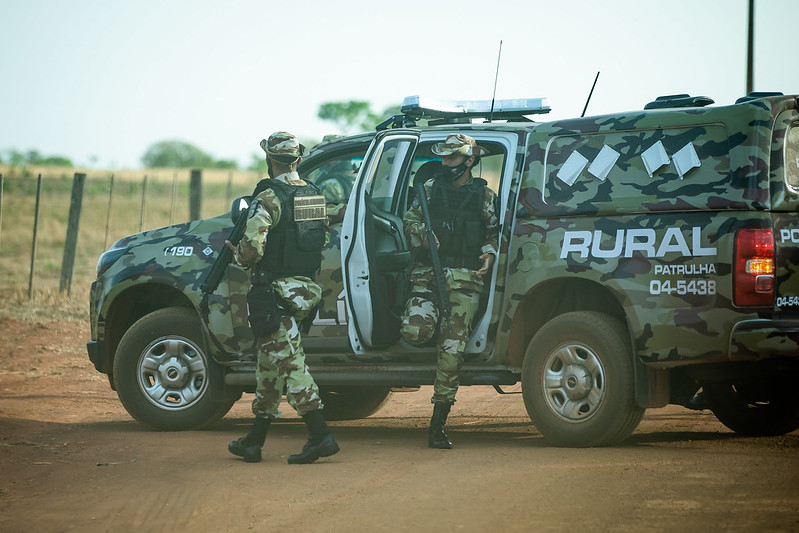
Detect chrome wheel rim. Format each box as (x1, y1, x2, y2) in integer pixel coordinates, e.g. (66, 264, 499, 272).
(541, 342, 606, 423)
(137, 336, 208, 411)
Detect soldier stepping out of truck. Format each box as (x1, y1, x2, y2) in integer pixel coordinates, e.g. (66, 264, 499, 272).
(401, 134, 499, 448)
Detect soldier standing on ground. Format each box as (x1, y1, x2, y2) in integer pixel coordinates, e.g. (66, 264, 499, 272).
(401, 134, 499, 449)
(227, 131, 340, 464)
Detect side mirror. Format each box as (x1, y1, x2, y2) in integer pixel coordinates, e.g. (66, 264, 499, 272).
(231, 196, 250, 223)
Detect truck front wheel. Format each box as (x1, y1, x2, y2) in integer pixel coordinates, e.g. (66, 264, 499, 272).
(114, 307, 237, 430)
(521, 311, 644, 447)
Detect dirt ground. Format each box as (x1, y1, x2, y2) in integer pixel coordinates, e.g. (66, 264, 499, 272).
(0, 317, 797, 533)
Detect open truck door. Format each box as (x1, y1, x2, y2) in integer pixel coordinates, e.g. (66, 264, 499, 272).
(340, 130, 420, 351)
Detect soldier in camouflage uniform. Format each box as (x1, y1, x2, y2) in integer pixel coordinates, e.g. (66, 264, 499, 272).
(316, 159, 356, 205)
(401, 134, 499, 449)
(227, 131, 340, 464)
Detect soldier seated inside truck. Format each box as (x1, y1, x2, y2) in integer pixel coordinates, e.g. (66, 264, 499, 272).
(358, 140, 506, 349)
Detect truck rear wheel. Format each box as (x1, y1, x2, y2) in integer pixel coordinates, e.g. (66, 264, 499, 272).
(114, 307, 237, 430)
(521, 311, 644, 447)
(703, 380, 799, 436)
(319, 386, 393, 420)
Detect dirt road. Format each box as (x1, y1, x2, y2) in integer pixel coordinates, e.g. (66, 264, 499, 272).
(1, 318, 797, 532)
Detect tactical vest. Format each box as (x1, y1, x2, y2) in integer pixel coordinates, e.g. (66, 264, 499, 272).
(253, 179, 326, 279)
(426, 177, 487, 269)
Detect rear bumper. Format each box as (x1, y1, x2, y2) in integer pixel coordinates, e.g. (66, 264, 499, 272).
(730, 319, 799, 361)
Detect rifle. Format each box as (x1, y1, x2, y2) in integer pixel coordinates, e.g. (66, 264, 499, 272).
(199, 197, 259, 321)
(414, 181, 451, 332)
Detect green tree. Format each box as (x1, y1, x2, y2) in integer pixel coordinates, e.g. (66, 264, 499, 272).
(8, 150, 26, 166)
(318, 100, 400, 134)
(1, 149, 72, 167)
(248, 153, 267, 173)
(26, 150, 43, 164)
(40, 156, 73, 167)
(141, 140, 216, 168)
(212, 159, 238, 170)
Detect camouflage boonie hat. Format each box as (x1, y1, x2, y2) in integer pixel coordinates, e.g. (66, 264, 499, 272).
(260, 131, 306, 162)
(431, 134, 488, 157)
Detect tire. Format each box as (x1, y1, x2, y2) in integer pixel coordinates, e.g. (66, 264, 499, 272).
(521, 311, 645, 447)
(114, 307, 237, 430)
(703, 380, 799, 436)
(319, 386, 394, 421)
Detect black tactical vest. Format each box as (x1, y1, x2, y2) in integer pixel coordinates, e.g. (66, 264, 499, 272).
(253, 179, 326, 279)
(426, 177, 487, 269)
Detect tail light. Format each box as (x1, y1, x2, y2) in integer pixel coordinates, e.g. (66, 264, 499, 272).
(734, 228, 774, 306)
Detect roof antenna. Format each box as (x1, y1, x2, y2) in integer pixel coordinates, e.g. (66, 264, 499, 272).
(487, 40, 503, 123)
(581, 71, 600, 117)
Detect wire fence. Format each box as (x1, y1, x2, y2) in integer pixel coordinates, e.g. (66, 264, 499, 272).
(0, 167, 262, 299)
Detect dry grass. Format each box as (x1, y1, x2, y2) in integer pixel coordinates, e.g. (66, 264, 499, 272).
(0, 166, 262, 322)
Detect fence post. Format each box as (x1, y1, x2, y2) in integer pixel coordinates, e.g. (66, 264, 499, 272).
(139, 174, 148, 232)
(170, 171, 177, 225)
(103, 174, 114, 250)
(189, 169, 202, 220)
(59, 172, 86, 295)
(226, 171, 233, 203)
(28, 174, 43, 298)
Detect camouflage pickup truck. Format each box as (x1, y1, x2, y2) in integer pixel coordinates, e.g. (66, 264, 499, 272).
(88, 92, 799, 446)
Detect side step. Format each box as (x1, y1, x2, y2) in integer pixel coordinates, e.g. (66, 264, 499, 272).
(224, 365, 520, 388)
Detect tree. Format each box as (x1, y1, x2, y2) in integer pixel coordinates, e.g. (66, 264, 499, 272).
(212, 159, 238, 170)
(141, 140, 216, 168)
(1, 149, 72, 167)
(25, 150, 43, 164)
(40, 156, 73, 166)
(8, 150, 25, 166)
(247, 153, 267, 173)
(317, 101, 400, 135)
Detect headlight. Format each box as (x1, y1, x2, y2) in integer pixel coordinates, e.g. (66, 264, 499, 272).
(96, 248, 127, 277)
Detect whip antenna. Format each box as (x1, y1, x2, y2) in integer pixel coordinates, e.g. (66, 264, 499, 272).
(488, 40, 503, 123)
(581, 71, 600, 117)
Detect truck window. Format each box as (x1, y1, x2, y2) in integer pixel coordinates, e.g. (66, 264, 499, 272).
(786, 124, 799, 190)
(304, 154, 363, 205)
(366, 138, 415, 211)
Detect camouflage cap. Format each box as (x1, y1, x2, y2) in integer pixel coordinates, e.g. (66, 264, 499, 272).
(260, 131, 306, 162)
(431, 134, 488, 157)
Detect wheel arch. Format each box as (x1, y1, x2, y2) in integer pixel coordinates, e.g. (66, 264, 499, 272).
(507, 277, 628, 368)
(101, 283, 195, 387)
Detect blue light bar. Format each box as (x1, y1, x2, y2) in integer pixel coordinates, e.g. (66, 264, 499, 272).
(401, 95, 551, 121)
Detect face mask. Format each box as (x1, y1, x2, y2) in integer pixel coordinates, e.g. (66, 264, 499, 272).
(437, 161, 468, 181)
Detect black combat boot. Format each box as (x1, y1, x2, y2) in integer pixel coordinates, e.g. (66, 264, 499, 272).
(228, 416, 271, 463)
(288, 409, 340, 464)
(428, 401, 453, 449)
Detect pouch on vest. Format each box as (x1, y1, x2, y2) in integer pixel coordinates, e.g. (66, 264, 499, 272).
(294, 194, 326, 252)
(247, 284, 282, 338)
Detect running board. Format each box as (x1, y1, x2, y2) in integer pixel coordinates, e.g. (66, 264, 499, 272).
(224, 366, 520, 388)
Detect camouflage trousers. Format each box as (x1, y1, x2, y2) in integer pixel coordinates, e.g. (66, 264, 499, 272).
(400, 266, 483, 403)
(251, 277, 324, 419)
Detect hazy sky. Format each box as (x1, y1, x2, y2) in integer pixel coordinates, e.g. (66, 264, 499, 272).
(1, 0, 797, 170)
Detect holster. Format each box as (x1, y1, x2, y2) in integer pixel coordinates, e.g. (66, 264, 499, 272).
(247, 273, 282, 338)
